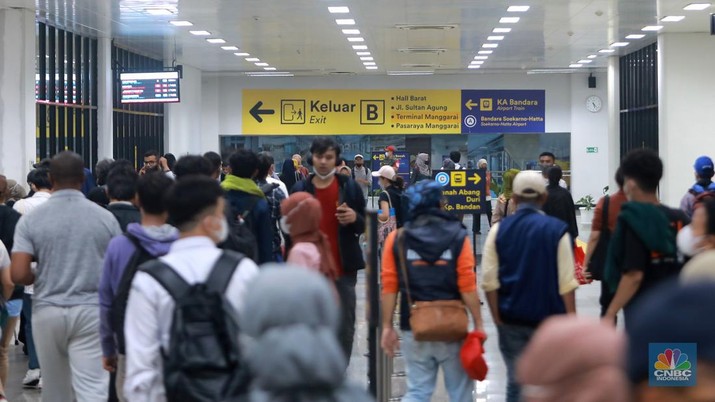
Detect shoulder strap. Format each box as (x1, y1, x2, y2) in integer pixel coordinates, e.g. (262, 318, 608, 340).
(396, 229, 414, 307)
(206, 251, 243, 294)
(116, 233, 154, 290)
(384, 189, 393, 210)
(601, 195, 610, 233)
(241, 195, 262, 219)
(140, 260, 191, 300)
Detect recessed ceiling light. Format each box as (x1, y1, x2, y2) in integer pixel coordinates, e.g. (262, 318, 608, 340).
(642, 25, 664, 31)
(599, 49, 616, 53)
(569, 63, 583, 68)
(587, 54, 598, 58)
(388, 71, 434, 76)
(683, 3, 711, 11)
(356, 51, 371, 56)
(336, 19, 356, 25)
(366, 66, 379, 70)
(468, 65, 481, 69)
(482, 43, 499, 48)
(190, 30, 211, 36)
(626, 34, 646, 39)
(264, 67, 277, 71)
(170, 20, 193, 27)
(246, 72, 294, 77)
(342, 29, 360, 34)
(471, 61, 485, 65)
(206, 38, 226, 44)
(255, 62, 269, 66)
(221, 46, 239, 51)
(347, 37, 365, 42)
(474, 56, 489, 60)
(577, 59, 593, 63)
(493, 27, 512, 33)
(507, 5, 530, 12)
(352, 45, 368, 50)
(499, 17, 521, 23)
(478, 50, 494, 54)
(245, 58, 260, 62)
(363, 62, 376, 66)
(145, 8, 175, 15)
(488, 35, 505, 41)
(328, 6, 350, 13)
(661, 15, 685, 22)
(360, 57, 374, 61)
(234, 52, 250, 56)
(611, 42, 629, 47)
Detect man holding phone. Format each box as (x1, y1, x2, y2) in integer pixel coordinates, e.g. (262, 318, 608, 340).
(292, 137, 366, 365)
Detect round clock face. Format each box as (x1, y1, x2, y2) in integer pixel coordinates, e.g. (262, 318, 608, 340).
(586, 96, 602, 113)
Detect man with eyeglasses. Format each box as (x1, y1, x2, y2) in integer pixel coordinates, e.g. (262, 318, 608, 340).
(140, 151, 161, 176)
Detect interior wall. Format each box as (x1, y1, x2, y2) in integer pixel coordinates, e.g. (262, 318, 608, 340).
(164, 64, 203, 156)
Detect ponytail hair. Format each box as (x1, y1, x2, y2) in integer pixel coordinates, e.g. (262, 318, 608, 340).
(389, 175, 405, 190)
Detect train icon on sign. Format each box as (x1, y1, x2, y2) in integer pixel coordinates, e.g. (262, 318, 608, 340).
(435, 172, 450, 187)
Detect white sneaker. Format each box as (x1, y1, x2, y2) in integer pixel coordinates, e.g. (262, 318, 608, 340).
(38, 376, 42, 390)
(22, 368, 40, 388)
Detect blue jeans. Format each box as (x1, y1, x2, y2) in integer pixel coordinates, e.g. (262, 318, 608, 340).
(401, 331, 473, 402)
(22, 294, 39, 370)
(497, 324, 536, 402)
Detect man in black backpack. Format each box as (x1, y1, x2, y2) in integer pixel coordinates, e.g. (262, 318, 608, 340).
(256, 153, 286, 262)
(124, 175, 259, 401)
(99, 172, 178, 401)
(222, 149, 275, 264)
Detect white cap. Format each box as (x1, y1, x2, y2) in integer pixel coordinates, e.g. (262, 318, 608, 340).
(354, 154, 364, 160)
(371, 165, 396, 180)
(513, 171, 547, 198)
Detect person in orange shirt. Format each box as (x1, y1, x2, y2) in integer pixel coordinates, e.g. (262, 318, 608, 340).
(380, 180, 484, 402)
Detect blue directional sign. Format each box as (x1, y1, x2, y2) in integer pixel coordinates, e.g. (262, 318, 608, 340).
(461, 90, 545, 133)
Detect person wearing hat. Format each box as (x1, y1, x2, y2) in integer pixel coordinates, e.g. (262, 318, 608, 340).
(382, 145, 399, 169)
(680, 155, 715, 218)
(481, 170, 578, 402)
(372, 166, 405, 229)
(380, 180, 484, 402)
(351, 154, 371, 200)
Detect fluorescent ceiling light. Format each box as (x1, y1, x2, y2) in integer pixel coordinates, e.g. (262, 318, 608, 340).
(352, 45, 368, 50)
(145, 8, 174, 15)
(569, 63, 583, 68)
(234, 52, 250, 56)
(190, 30, 211, 36)
(661, 15, 685, 22)
(246, 72, 294, 77)
(264, 67, 277, 71)
(474, 56, 489, 60)
(642, 25, 664, 31)
(170, 21, 193, 27)
(366, 66, 379, 70)
(468, 65, 481, 69)
(626, 34, 646, 39)
(478, 50, 494, 54)
(482, 43, 499, 48)
(347, 37, 365, 42)
(255, 62, 269, 66)
(360, 57, 374, 61)
(206, 38, 226, 44)
(610, 42, 629, 47)
(587, 54, 597, 58)
(388, 71, 434, 75)
(336, 19, 356, 25)
(245, 57, 260, 62)
(363, 62, 376, 66)
(471, 61, 485, 65)
(342, 29, 360, 34)
(356, 51, 371, 56)
(577, 59, 593, 63)
(221, 46, 239, 51)
(328, 6, 350, 13)
(499, 17, 521, 23)
(488, 35, 505, 40)
(683, 3, 711, 11)
(599, 48, 616, 53)
(493, 27, 512, 33)
(507, 5, 530, 12)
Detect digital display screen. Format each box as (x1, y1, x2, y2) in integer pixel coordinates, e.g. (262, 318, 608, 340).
(120, 71, 180, 104)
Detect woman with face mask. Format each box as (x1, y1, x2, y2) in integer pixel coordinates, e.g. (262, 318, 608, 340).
(372, 166, 406, 229)
(411, 153, 431, 184)
(680, 198, 715, 281)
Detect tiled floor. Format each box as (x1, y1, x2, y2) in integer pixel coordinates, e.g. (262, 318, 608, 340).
(5, 212, 608, 402)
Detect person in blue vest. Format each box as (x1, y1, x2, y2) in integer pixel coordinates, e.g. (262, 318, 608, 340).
(680, 155, 715, 217)
(481, 170, 579, 402)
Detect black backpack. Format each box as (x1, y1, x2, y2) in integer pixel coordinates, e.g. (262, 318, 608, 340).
(140, 251, 250, 402)
(110, 233, 155, 354)
(221, 196, 261, 262)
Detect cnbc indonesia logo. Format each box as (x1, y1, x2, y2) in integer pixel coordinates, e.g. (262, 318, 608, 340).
(650, 344, 697, 386)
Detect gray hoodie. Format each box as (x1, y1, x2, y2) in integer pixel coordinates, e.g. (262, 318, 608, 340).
(240, 265, 374, 402)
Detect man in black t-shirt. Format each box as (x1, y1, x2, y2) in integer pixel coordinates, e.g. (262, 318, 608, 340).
(604, 150, 689, 326)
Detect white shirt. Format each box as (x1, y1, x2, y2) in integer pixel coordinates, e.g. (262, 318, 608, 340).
(0, 242, 9, 270)
(123, 236, 259, 402)
(267, 176, 289, 197)
(12, 191, 51, 215)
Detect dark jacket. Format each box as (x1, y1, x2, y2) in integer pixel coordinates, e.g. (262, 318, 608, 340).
(542, 185, 579, 241)
(292, 174, 366, 275)
(107, 203, 141, 232)
(224, 190, 274, 264)
(0, 205, 21, 252)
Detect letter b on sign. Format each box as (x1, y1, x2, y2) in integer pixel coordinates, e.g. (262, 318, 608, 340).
(360, 100, 384, 125)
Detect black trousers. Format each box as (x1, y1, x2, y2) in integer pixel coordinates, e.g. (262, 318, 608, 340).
(474, 200, 493, 233)
(335, 273, 358, 367)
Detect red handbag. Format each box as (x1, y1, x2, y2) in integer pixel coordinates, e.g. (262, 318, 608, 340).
(461, 330, 488, 380)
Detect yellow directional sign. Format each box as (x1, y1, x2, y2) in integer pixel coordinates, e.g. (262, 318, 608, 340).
(432, 169, 486, 213)
(468, 173, 481, 185)
(465, 99, 478, 111)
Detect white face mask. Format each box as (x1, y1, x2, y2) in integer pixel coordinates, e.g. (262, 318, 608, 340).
(213, 216, 229, 244)
(279, 216, 291, 234)
(314, 168, 335, 180)
(677, 225, 705, 257)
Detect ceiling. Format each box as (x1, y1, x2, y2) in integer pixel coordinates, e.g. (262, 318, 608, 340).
(4, 0, 714, 75)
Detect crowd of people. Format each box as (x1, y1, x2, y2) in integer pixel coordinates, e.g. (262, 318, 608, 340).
(0, 140, 713, 402)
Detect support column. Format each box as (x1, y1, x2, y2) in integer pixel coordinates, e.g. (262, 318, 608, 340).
(0, 7, 36, 184)
(97, 37, 114, 160)
(658, 33, 715, 207)
(165, 64, 203, 156)
(607, 55, 620, 192)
